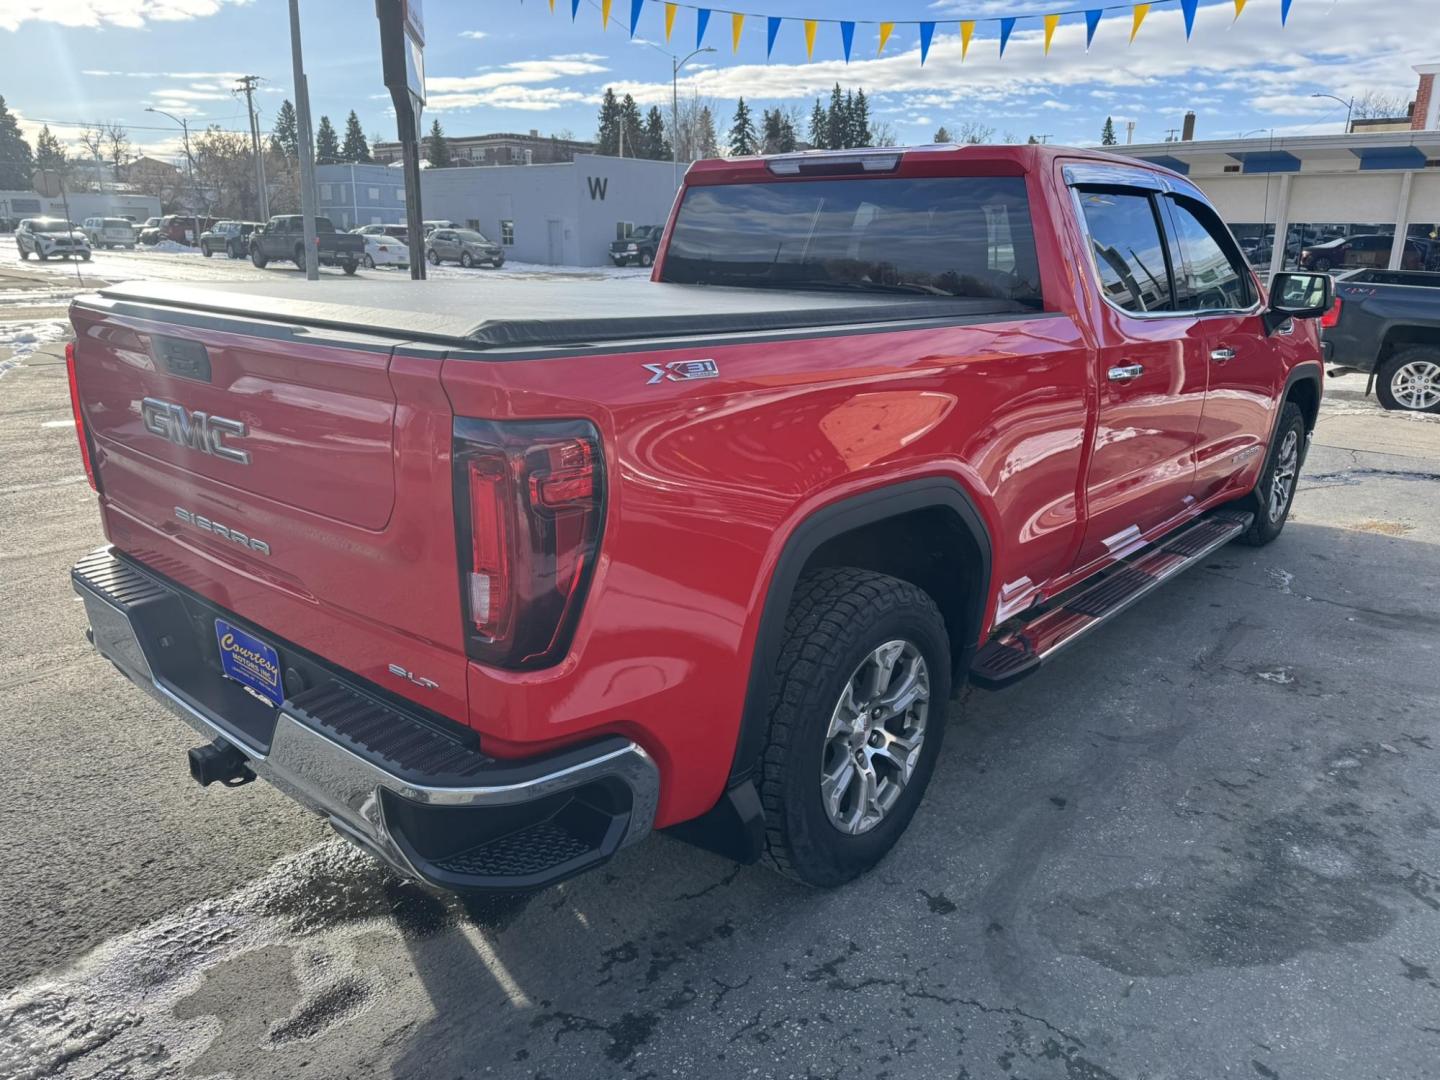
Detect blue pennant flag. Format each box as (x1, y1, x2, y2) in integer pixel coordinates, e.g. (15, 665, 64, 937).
(766, 16, 781, 58)
(696, 7, 710, 47)
(629, 0, 644, 37)
(999, 16, 1016, 57)
(840, 20, 855, 62)
(1181, 0, 1198, 37)
(918, 21, 935, 65)
(1280, 0, 1294, 24)
(571, 0, 581, 20)
(1085, 8, 1102, 49)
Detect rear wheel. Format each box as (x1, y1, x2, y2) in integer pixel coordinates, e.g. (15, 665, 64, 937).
(427, 248, 440, 265)
(1375, 347, 1440, 414)
(1236, 401, 1305, 547)
(758, 568, 951, 887)
(293, 244, 306, 266)
(16, 246, 27, 260)
(341, 259, 358, 276)
(362, 253, 376, 269)
(460, 251, 475, 268)
(36, 249, 48, 261)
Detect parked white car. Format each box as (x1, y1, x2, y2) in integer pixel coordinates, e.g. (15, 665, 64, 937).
(81, 216, 137, 249)
(15, 218, 92, 261)
(358, 232, 409, 269)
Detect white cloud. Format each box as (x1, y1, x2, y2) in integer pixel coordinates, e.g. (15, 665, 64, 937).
(459, 30, 487, 40)
(425, 54, 609, 112)
(0, 0, 246, 32)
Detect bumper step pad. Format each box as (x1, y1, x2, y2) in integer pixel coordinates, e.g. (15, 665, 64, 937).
(970, 510, 1251, 689)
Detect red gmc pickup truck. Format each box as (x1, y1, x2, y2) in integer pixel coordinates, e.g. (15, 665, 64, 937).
(67, 145, 1332, 891)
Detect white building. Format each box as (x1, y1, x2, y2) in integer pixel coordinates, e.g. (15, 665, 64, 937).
(1123, 63, 1440, 274)
(0, 189, 161, 225)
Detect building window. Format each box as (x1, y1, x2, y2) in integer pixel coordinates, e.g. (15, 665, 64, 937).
(616, 221, 634, 240)
(500, 220, 515, 245)
(371, 215, 383, 225)
(319, 183, 332, 201)
(368, 186, 380, 201)
(396, 187, 405, 204)
(466, 218, 480, 231)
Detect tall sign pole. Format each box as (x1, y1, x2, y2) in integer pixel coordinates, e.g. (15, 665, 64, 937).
(377, 0, 426, 279)
(287, 0, 320, 279)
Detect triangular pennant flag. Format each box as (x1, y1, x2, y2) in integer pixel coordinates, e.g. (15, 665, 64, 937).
(664, 2, 676, 40)
(877, 22, 893, 56)
(998, 16, 1015, 57)
(840, 20, 855, 62)
(1233, 0, 1247, 18)
(696, 7, 710, 47)
(571, 0, 581, 20)
(1130, 3, 1149, 43)
(1085, 8, 1101, 48)
(548, 0, 555, 11)
(1180, 0, 1198, 37)
(960, 20, 975, 60)
(803, 19, 817, 59)
(1280, 0, 1293, 24)
(766, 16, 781, 58)
(629, 0, 644, 37)
(1043, 13, 1060, 55)
(919, 21, 935, 65)
(731, 12, 743, 51)
(601, 0, 611, 29)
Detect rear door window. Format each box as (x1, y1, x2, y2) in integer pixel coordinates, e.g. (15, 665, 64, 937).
(1162, 195, 1255, 311)
(1076, 190, 1177, 313)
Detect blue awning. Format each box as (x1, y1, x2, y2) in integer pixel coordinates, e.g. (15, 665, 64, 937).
(1229, 151, 1301, 174)
(1350, 146, 1428, 170)
(1136, 155, 1190, 175)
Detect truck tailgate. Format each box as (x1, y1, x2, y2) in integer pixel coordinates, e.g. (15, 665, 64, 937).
(68, 297, 472, 723)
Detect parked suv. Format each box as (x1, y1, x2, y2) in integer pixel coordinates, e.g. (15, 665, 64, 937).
(200, 221, 260, 259)
(15, 217, 91, 261)
(1299, 233, 1431, 272)
(425, 227, 504, 268)
(137, 217, 162, 245)
(610, 225, 662, 267)
(81, 217, 137, 249)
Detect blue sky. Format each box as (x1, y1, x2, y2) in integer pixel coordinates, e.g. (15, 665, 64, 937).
(0, 0, 1431, 160)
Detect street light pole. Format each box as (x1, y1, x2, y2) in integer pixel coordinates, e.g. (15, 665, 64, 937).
(146, 106, 200, 247)
(1310, 92, 1354, 133)
(288, 0, 319, 279)
(670, 46, 715, 187)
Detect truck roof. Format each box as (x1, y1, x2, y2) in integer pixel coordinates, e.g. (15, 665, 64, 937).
(86, 278, 1033, 352)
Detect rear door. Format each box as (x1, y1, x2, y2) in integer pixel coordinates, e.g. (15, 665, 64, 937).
(1068, 171, 1209, 568)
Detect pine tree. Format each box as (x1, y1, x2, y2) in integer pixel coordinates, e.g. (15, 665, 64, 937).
(728, 97, 757, 156)
(619, 94, 643, 158)
(270, 99, 299, 158)
(696, 106, 719, 159)
(314, 115, 340, 165)
(776, 113, 798, 153)
(933, 125, 952, 144)
(1101, 116, 1118, 146)
(851, 89, 872, 148)
(426, 117, 451, 167)
(596, 88, 620, 156)
(34, 125, 66, 178)
(808, 100, 827, 149)
(825, 84, 846, 150)
(340, 110, 371, 163)
(0, 95, 35, 190)
(761, 109, 783, 155)
(642, 106, 670, 160)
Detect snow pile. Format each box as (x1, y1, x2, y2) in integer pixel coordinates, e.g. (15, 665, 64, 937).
(0, 318, 69, 379)
(149, 239, 202, 255)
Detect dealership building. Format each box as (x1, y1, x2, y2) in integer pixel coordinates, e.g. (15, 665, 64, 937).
(1125, 63, 1440, 274)
(315, 154, 680, 266)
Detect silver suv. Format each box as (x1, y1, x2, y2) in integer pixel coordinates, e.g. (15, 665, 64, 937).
(15, 218, 92, 262)
(81, 217, 137, 249)
(424, 228, 504, 269)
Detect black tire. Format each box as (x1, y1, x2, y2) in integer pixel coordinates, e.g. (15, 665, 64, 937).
(202, 243, 213, 257)
(36, 249, 48, 261)
(460, 251, 474, 268)
(17, 247, 27, 260)
(1313, 257, 1332, 273)
(362, 253, 375, 269)
(1236, 401, 1306, 547)
(758, 568, 951, 887)
(81, 252, 91, 262)
(1375, 347, 1440, 414)
(251, 248, 267, 268)
(341, 259, 358, 276)
(293, 245, 306, 266)
(491, 259, 504, 269)
(427, 248, 440, 265)
(640, 250, 654, 267)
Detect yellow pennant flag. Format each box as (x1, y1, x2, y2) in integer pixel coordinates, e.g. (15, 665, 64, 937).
(548, 0, 554, 10)
(1233, 0, 1247, 18)
(960, 20, 975, 60)
(732, 12, 744, 51)
(1043, 13, 1060, 54)
(664, 2, 676, 40)
(601, 0, 611, 29)
(877, 21, 893, 56)
(803, 19, 817, 59)
(1130, 3, 1150, 43)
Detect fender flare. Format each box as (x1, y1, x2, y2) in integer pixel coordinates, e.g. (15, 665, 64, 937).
(727, 477, 994, 787)
(1278, 361, 1323, 458)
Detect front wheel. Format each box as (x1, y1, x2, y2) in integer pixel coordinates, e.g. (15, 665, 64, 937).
(1236, 401, 1305, 547)
(758, 568, 951, 887)
(427, 249, 440, 265)
(36, 249, 48, 261)
(459, 251, 474, 268)
(1375, 348, 1440, 414)
(16, 246, 27, 260)
(81, 252, 91, 261)
(640, 250, 654, 268)
(251, 248, 268, 268)
(202, 244, 213, 258)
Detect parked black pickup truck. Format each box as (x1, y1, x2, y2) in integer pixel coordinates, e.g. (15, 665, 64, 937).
(1323, 268, 1440, 413)
(610, 225, 662, 267)
(250, 215, 363, 274)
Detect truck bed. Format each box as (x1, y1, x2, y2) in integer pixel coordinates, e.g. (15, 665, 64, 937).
(90, 278, 1035, 352)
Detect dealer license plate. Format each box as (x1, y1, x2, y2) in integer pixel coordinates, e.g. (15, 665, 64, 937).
(214, 618, 283, 707)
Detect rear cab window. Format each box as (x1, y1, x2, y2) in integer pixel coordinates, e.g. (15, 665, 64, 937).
(659, 175, 1044, 307)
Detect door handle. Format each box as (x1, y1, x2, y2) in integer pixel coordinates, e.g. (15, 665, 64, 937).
(1107, 364, 1144, 382)
(1210, 347, 1236, 363)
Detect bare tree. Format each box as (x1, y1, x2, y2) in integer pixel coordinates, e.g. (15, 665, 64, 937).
(105, 122, 131, 178)
(669, 91, 723, 163)
(1350, 90, 1409, 120)
(870, 119, 898, 147)
(956, 120, 995, 145)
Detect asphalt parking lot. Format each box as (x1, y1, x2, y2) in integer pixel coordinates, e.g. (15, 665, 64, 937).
(1, 262, 1439, 1079)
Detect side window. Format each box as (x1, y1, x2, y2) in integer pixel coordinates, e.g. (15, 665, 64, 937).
(1077, 189, 1176, 313)
(1165, 195, 1254, 310)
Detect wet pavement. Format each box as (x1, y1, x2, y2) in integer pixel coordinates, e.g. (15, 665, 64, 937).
(2, 306, 1439, 1079)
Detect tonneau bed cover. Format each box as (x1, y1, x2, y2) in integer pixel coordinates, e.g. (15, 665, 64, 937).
(85, 278, 1032, 351)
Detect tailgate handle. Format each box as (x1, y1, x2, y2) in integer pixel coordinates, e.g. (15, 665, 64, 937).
(152, 336, 213, 382)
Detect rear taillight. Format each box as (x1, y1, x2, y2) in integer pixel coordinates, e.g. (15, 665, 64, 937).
(453, 418, 605, 669)
(64, 341, 99, 492)
(1319, 296, 1342, 329)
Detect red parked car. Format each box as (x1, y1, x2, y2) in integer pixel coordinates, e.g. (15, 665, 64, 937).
(65, 145, 1331, 892)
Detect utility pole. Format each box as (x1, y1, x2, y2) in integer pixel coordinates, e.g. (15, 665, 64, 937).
(236, 75, 270, 221)
(288, 0, 319, 279)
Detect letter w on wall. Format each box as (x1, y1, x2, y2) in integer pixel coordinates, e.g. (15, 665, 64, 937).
(587, 176, 608, 200)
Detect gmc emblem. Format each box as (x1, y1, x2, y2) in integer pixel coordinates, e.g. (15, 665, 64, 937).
(141, 397, 251, 465)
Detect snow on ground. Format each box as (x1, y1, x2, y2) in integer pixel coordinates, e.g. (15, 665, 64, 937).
(0, 319, 69, 379)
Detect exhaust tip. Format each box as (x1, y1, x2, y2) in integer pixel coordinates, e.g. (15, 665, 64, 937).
(188, 738, 256, 787)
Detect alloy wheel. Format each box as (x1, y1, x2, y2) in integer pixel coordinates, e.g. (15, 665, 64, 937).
(820, 640, 930, 835)
(1268, 429, 1299, 523)
(1392, 359, 1440, 410)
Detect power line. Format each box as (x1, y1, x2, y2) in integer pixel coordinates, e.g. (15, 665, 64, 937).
(25, 116, 253, 135)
